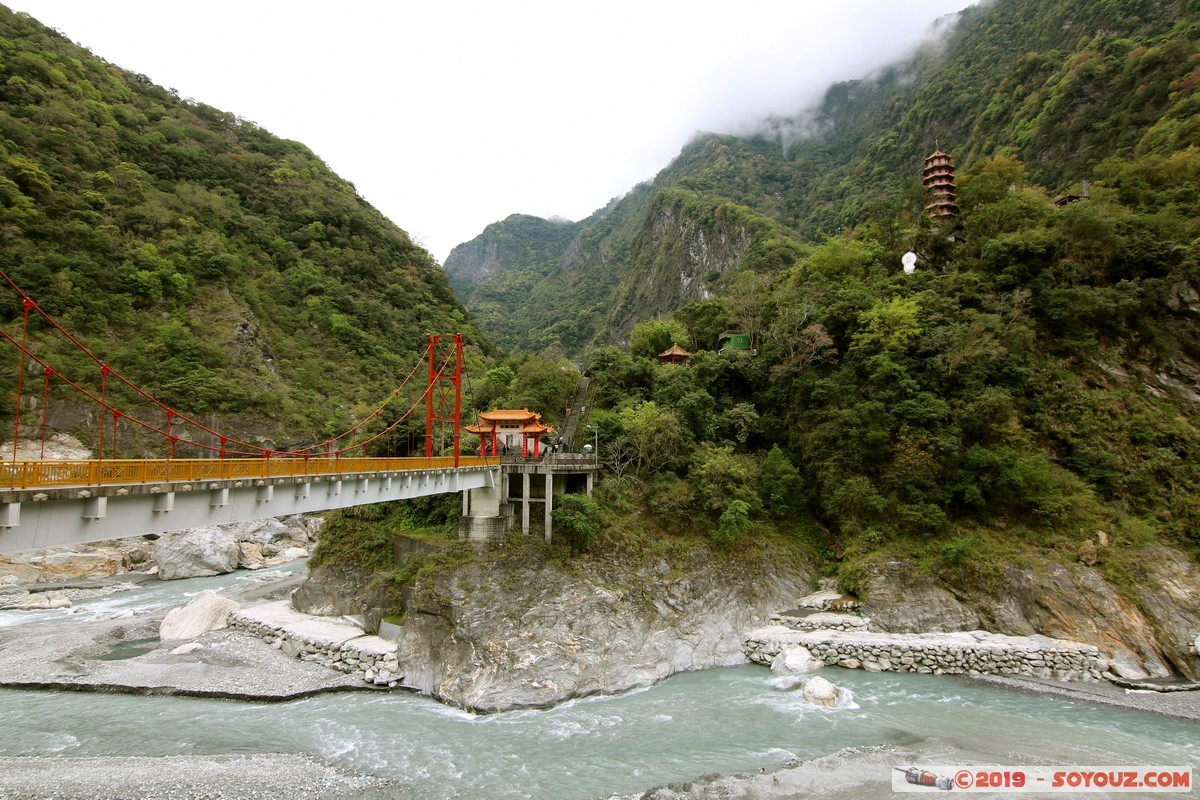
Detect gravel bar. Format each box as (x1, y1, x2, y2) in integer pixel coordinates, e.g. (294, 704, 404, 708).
(0, 754, 397, 799)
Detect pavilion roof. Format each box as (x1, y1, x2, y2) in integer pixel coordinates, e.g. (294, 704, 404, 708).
(479, 408, 543, 423)
(465, 420, 555, 435)
(658, 343, 692, 359)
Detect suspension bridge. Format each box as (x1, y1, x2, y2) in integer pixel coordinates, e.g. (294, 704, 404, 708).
(0, 271, 501, 554)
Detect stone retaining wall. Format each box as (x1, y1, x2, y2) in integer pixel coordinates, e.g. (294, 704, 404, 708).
(769, 611, 871, 633)
(745, 626, 1107, 681)
(229, 614, 402, 687)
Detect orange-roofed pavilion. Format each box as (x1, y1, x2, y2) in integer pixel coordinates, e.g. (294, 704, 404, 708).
(657, 343, 692, 365)
(466, 409, 556, 457)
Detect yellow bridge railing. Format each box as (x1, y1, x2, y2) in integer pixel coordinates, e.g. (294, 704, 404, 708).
(0, 456, 500, 491)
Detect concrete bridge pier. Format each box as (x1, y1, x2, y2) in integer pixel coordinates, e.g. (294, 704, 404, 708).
(458, 454, 598, 544)
(459, 484, 511, 542)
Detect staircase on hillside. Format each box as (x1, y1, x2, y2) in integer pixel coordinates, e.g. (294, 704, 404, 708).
(559, 377, 591, 450)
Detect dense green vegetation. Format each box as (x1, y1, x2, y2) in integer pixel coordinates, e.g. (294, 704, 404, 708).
(2, 0, 1199, 600)
(0, 6, 486, 449)
(434, 0, 1200, 586)
(444, 193, 653, 359)
(582, 150, 1200, 586)
(449, 0, 1198, 360)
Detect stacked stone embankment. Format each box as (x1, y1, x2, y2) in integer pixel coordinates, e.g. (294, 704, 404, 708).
(768, 611, 871, 633)
(229, 601, 401, 688)
(745, 626, 1107, 681)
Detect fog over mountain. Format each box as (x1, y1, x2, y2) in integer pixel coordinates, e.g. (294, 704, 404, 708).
(12, 0, 969, 261)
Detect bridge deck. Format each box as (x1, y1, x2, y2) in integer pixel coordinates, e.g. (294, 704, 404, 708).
(0, 456, 501, 553)
(0, 455, 498, 494)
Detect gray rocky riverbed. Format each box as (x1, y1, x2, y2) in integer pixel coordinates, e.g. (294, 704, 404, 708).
(0, 565, 368, 701)
(0, 754, 397, 800)
(2, 555, 1198, 800)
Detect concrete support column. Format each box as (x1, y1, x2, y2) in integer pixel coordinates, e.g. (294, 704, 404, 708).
(521, 472, 531, 535)
(586, 471, 594, 496)
(544, 472, 553, 543)
(462, 489, 469, 516)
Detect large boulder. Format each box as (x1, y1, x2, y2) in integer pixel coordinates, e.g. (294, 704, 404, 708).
(238, 541, 266, 570)
(236, 515, 321, 548)
(0, 590, 71, 610)
(395, 547, 814, 712)
(771, 646, 821, 675)
(0, 551, 122, 583)
(268, 546, 309, 565)
(152, 527, 240, 580)
(39, 551, 124, 579)
(802, 675, 841, 707)
(159, 590, 241, 641)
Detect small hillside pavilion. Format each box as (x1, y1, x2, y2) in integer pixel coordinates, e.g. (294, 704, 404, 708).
(657, 343, 692, 365)
(465, 409, 554, 457)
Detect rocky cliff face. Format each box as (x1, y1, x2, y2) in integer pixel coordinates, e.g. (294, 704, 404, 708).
(606, 195, 754, 341)
(858, 547, 1200, 681)
(389, 546, 812, 712)
(443, 236, 504, 290)
(288, 536, 1200, 712)
(442, 213, 583, 298)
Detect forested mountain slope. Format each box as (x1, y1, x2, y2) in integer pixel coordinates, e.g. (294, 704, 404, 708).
(439, 0, 1200, 674)
(0, 6, 485, 450)
(447, 0, 1198, 357)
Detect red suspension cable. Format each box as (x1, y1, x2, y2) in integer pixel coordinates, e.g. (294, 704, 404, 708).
(0, 268, 462, 461)
(39, 366, 51, 460)
(97, 364, 110, 463)
(11, 297, 33, 462)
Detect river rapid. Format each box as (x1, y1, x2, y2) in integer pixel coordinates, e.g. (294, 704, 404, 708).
(0, 565, 1197, 799)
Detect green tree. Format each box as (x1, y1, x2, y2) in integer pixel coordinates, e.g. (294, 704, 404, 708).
(675, 298, 731, 351)
(551, 493, 602, 553)
(759, 444, 802, 518)
(724, 270, 773, 350)
(689, 442, 761, 516)
(620, 400, 687, 474)
(630, 318, 688, 360)
(473, 364, 515, 410)
(712, 402, 760, 446)
(511, 357, 578, 419)
(714, 500, 751, 547)
(587, 345, 652, 408)
(851, 296, 922, 354)
(956, 154, 1026, 211)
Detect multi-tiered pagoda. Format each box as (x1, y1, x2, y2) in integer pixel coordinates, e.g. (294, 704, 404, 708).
(922, 150, 958, 220)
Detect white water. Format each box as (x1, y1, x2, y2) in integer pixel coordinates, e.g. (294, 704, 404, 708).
(1, 570, 1198, 799)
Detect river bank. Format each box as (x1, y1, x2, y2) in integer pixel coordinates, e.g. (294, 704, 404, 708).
(0, 754, 398, 800)
(613, 673, 1200, 800)
(1, 558, 1198, 800)
(0, 561, 370, 701)
(2, 663, 1196, 800)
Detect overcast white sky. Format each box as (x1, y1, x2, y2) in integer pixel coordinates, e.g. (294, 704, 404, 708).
(13, 1, 968, 263)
